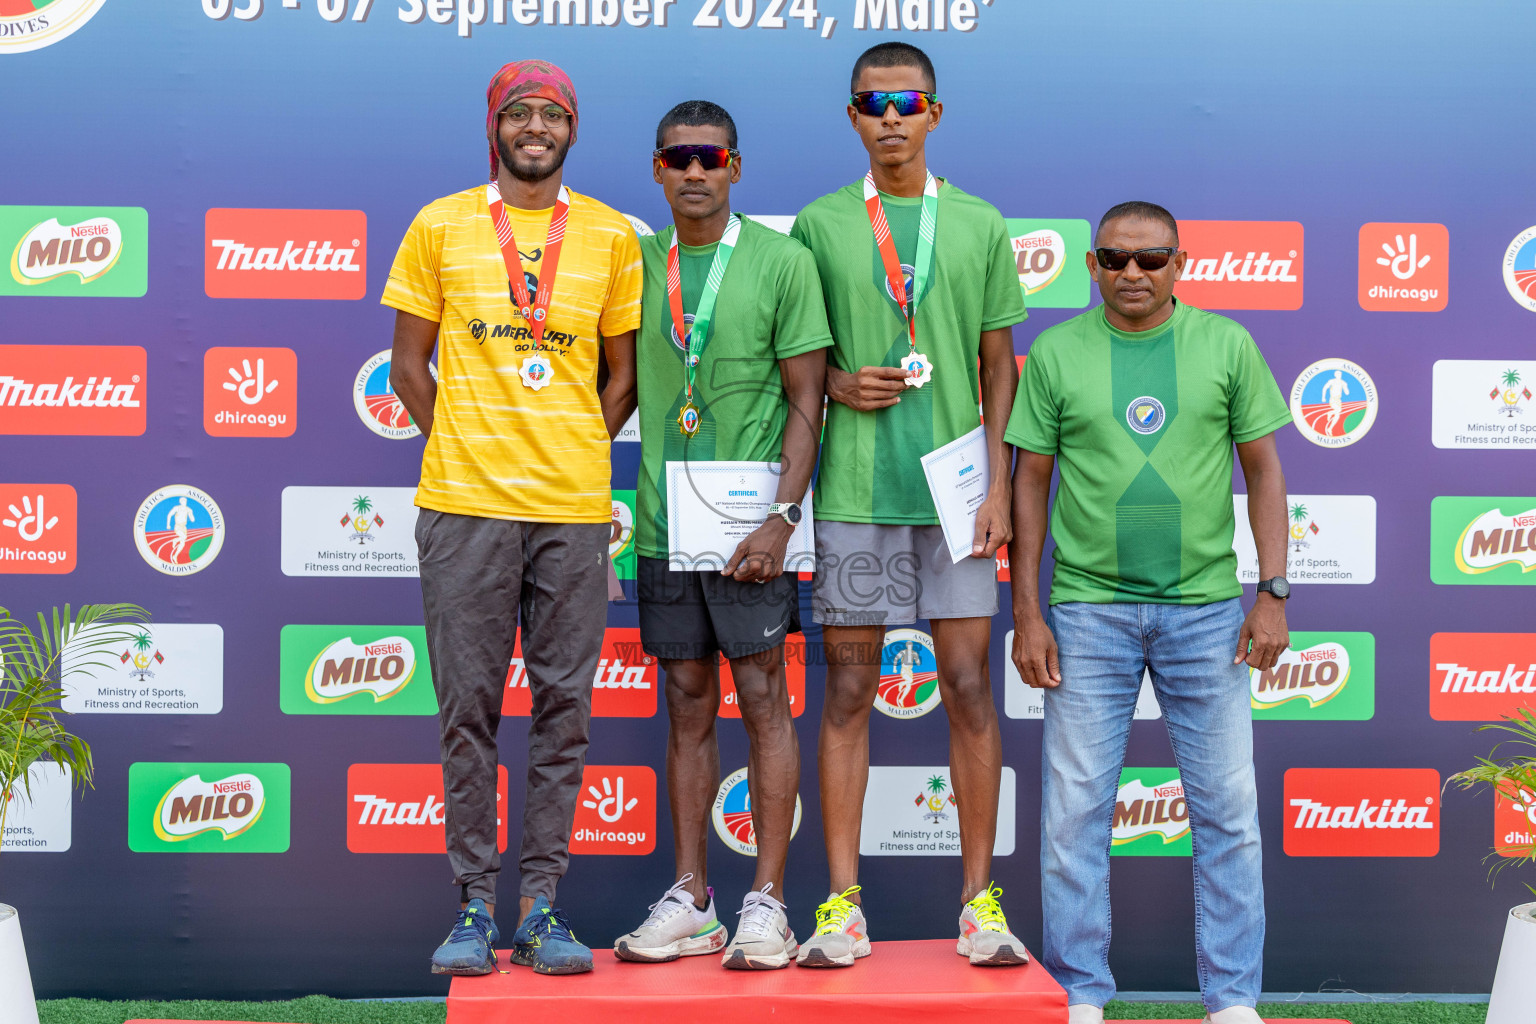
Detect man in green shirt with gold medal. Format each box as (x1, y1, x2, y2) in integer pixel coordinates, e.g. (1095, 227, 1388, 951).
(612, 101, 832, 970)
(790, 43, 1030, 968)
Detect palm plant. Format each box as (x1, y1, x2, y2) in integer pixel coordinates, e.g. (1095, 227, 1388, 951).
(0, 603, 147, 857)
(1448, 706, 1536, 896)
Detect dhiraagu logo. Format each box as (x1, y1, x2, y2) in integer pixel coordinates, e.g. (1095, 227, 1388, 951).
(1111, 768, 1192, 857)
(280, 625, 437, 715)
(1432, 497, 1536, 585)
(2, 206, 148, 297)
(128, 763, 290, 853)
(1250, 632, 1375, 721)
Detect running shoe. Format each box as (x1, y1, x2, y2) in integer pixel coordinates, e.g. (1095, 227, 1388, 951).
(721, 885, 797, 970)
(794, 886, 871, 967)
(1202, 1008, 1264, 1024)
(613, 874, 728, 963)
(509, 896, 593, 975)
(957, 883, 1029, 966)
(429, 898, 499, 976)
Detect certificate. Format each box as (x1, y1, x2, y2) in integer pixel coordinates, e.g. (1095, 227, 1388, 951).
(666, 461, 815, 572)
(921, 424, 991, 564)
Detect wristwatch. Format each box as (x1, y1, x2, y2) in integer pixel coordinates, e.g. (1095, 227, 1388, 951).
(1256, 577, 1291, 599)
(767, 502, 803, 527)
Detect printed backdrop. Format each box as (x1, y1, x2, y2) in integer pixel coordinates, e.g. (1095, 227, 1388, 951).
(3, 0, 1536, 1001)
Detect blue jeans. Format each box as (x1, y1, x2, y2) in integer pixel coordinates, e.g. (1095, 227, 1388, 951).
(1041, 599, 1264, 1011)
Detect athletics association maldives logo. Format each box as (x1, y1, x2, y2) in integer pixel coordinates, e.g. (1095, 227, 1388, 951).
(133, 485, 225, 576)
(1290, 358, 1378, 448)
(875, 628, 942, 719)
(353, 349, 433, 439)
(1125, 396, 1166, 435)
(711, 766, 803, 857)
(0, 0, 110, 55)
(1503, 226, 1536, 313)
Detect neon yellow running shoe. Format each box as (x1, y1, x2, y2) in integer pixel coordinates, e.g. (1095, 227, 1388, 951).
(958, 883, 1029, 966)
(794, 886, 871, 967)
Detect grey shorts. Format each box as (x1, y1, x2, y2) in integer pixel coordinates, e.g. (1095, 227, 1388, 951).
(810, 521, 999, 627)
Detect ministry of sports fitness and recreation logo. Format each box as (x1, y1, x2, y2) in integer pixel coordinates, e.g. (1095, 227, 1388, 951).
(1, 763, 72, 853)
(1250, 632, 1375, 721)
(1430, 497, 1536, 585)
(711, 766, 803, 857)
(336, 493, 387, 544)
(1111, 769, 1192, 857)
(133, 485, 225, 576)
(1286, 501, 1320, 553)
(1283, 768, 1440, 857)
(1503, 226, 1536, 313)
(1429, 632, 1536, 722)
(1290, 358, 1378, 448)
(61, 622, 224, 715)
(1125, 396, 1166, 435)
(874, 628, 941, 719)
(128, 762, 291, 853)
(0, 0, 109, 53)
(914, 774, 957, 824)
(347, 763, 508, 854)
(353, 350, 433, 440)
(1431, 361, 1536, 450)
(280, 625, 437, 716)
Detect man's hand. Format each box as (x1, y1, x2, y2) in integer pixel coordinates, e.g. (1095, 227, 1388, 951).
(826, 364, 908, 411)
(722, 517, 794, 582)
(972, 489, 1012, 558)
(1235, 593, 1289, 670)
(1011, 610, 1061, 689)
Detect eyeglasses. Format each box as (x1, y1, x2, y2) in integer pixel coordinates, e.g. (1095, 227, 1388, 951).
(849, 90, 937, 116)
(1094, 246, 1180, 271)
(653, 144, 738, 171)
(500, 104, 569, 128)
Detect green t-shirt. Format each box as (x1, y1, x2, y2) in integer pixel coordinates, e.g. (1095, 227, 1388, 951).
(635, 216, 834, 559)
(791, 179, 1027, 524)
(1004, 301, 1292, 606)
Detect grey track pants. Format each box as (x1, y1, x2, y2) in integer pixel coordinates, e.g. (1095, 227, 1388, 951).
(416, 509, 610, 904)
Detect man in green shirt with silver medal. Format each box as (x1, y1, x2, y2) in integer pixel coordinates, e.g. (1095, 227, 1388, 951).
(1008, 202, 1291, 1024)
(612, 101, 832, 971)
(790, 43, 1030, 968)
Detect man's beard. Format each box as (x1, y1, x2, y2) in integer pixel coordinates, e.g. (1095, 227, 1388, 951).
(498, 135, 570, 183)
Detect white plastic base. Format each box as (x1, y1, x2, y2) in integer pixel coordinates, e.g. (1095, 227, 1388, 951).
(1486, 902, 1536, 1024)
(0, 905, 39, 1024)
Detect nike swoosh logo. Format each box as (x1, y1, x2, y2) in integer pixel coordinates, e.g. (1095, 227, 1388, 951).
(763, 622, 786, 638)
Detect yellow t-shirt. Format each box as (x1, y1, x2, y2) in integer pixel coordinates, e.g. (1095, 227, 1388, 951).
(381, 185, 643, 522)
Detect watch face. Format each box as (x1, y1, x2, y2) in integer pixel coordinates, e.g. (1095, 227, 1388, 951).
(1268, 578, 1290, 598)
(785, 504, 803, 525)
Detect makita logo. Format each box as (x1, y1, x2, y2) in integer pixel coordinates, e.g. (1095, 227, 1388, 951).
(1174, 220, 1305, 310)
(209, 238, 360, 274)
(12, 216, 122, 284)
(1429, 633, 1536, 721)
(1283, 768, 1440, 856)
(346, 763, 508, 854)
(504, 628, 657, 717)
(0, 345, 146, 435)
(204, 209, 367, 300)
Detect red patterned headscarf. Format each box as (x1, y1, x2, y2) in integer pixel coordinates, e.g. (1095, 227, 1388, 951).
(485, 59, 579, 179)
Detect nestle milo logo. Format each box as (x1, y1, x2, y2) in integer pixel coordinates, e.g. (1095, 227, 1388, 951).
(280, 625, 437, 716)
(129, 762, 290, 853)
(1, 206, 147, 297)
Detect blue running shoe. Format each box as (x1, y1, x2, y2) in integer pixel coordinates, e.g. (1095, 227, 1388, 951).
(509, 896, 593, 975)
(430, 898, 499, 976)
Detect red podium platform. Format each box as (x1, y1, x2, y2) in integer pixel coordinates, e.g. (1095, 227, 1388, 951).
(448, 939, 1068, 1024)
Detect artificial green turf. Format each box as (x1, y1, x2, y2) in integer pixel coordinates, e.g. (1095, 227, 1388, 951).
(36, 998, 1488, 1024)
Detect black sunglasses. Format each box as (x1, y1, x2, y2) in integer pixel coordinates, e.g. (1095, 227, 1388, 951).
(654, 144, 738, 171)
(1094, 246, 1180, 271)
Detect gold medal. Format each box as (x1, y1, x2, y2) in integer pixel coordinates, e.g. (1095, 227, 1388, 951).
(677, 402, 701, 437)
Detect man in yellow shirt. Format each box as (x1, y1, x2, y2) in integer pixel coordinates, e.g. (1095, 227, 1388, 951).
(382, 59, 642, 978)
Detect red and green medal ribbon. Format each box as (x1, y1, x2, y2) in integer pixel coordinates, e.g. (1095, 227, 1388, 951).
(666, 214, 741, 435)
(863, 171, 938, 386)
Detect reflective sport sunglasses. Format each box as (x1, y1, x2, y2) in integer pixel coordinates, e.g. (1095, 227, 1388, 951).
(1094, 246, 1180, 271)
(849, 90, 937, 116)
(653, 144, 738, 171)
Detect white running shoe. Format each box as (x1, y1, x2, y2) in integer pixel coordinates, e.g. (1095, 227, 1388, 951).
(613, 874, 727, 962)
(1068, 1005, 1105, 1024)
(720, 885, 797, 970)
(956, 883, 1029, 966)
(795, 886, 872, 967)
(1203, 1007, 1264, 1024)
